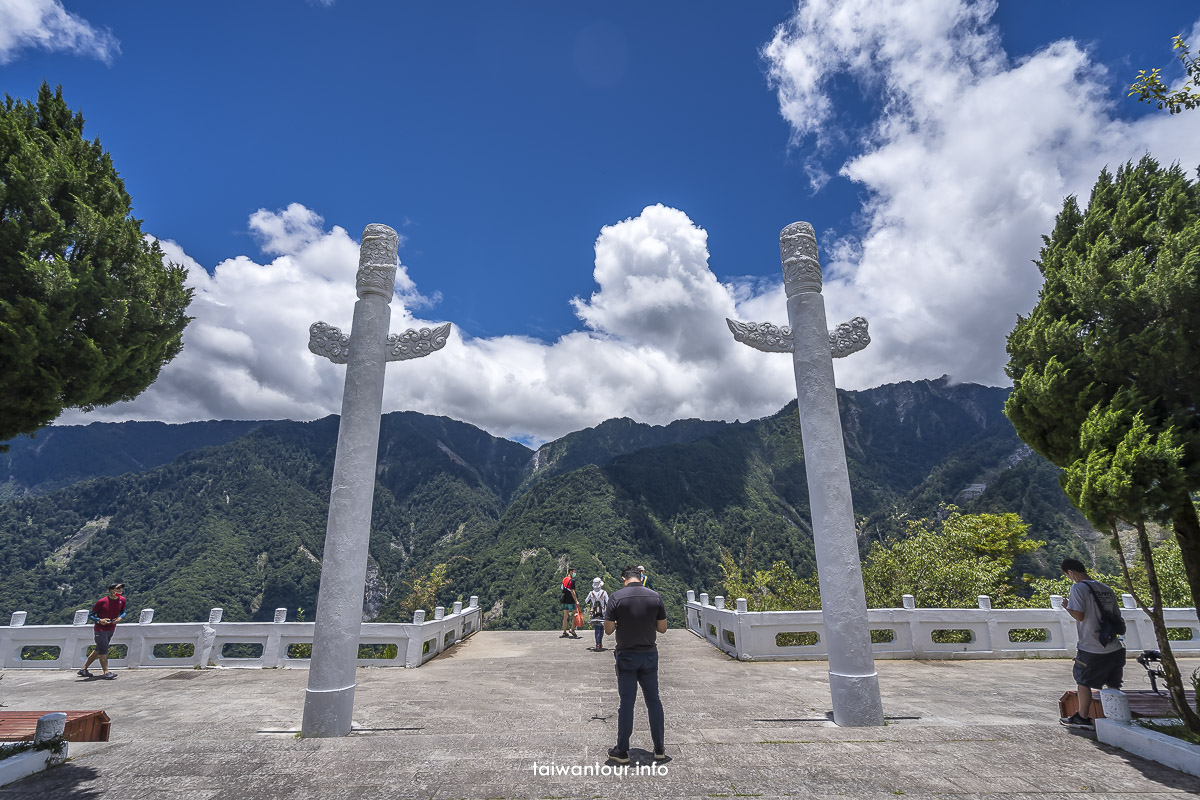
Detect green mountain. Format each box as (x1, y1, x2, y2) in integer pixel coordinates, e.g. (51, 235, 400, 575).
(0, 378, 1099, 630)
(0, 419, 265, 499)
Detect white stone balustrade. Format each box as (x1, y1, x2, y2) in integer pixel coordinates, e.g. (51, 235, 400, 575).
(684, 593, 1200, 661)
(0, 603, 482, 671)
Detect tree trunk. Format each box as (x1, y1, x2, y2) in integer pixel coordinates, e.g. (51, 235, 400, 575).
(1135, 522, 1200, 732)
(1171, 492, 1200, 609)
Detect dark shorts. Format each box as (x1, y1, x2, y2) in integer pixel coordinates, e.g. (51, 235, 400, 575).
(93, 629, 115, 655)
(561, 603, 576, 610)
(1073, 647, 1125, 689)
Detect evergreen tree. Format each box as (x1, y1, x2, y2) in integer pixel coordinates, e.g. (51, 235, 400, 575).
(1062, 400, 1200, 730)
(0, 84, 191, 443)
(1005, 156, 1200, 609)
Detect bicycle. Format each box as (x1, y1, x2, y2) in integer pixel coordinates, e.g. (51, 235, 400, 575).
(1137, 649, 1167, 695)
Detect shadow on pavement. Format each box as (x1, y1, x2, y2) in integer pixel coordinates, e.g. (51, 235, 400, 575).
(0, 763, 103, 799)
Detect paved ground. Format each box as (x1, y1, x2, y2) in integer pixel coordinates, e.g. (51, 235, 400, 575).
(1, 630, 1198, 799)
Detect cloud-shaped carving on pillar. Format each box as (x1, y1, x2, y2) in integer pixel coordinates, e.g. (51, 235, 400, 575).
(726, 316, 870, 358)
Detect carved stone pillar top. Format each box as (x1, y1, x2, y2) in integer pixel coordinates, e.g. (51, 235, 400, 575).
(780, 221, 822, 297)
(356, 224, 400, 301)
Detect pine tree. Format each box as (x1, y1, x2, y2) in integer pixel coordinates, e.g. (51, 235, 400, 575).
(0, 84, 192, 443)
(1062, 401, 1200, 730)
(1005, 156, 1200, 620)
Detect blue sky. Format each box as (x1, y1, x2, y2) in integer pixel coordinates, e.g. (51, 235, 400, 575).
(4, 1, 1200, 444)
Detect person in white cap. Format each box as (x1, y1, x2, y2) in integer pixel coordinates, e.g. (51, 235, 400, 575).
(584, 578, 610, 651)
(636, 565, 650, 589)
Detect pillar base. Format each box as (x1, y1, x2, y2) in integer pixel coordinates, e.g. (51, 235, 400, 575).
(828, 669, 884, 727)
(301, 684, 356, 737)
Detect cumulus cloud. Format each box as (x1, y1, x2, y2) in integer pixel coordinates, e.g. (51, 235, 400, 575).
(763, 0, 1200, 389)
(0, 0, 119, 64)
(57, 204, 796, 444)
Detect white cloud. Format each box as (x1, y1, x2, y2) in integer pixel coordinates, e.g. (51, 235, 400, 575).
(54, 2, 1200, 444)
(764, 0, 1200, 389)
(0, 0, 118, 64)
(58, 205, 796, 444)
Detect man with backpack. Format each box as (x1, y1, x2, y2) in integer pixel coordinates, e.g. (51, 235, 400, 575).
(1060, 558, 1126, 729)
(584, 577, 609, 651)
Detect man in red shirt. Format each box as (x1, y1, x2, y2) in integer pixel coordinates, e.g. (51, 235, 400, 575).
(78, 582, 126, 679)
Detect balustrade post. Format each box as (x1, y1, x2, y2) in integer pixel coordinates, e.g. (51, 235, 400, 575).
(901, 596, 922, 658)
(978, 595, 999, 653)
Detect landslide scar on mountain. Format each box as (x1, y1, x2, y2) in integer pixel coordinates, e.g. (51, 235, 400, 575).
(45, 516, 112, 569)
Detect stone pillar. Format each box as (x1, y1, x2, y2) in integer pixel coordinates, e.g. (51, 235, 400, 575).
(34, 712, 66, 743)
(139, 609, 155, 624)
(209, 608, 224, 624)
(274, 608, 288, 623)
(781, 222, 884, 727)
(302, 225, 399, 738)
(10, 611, 26, 627)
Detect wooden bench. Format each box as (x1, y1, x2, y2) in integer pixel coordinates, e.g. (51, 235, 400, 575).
(1059, 689, 1197, 720)
(0, 710, 110, 742)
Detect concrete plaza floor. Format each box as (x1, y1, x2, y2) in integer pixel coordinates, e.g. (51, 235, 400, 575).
(1, 630, 1199, 799)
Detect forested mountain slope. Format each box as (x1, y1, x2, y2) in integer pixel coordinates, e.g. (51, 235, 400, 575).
(0, 378, 1096, 629)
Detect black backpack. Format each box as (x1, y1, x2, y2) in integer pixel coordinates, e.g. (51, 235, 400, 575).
(1083, 580, 1127, 646)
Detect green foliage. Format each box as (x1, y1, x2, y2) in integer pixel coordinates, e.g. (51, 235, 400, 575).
(1027, 536, 1192, 609)
(1063, 402, 1185, 532)
(862, 509, 1042, 609)
(1005, 156, 1200, 607)
(396, 561, 458, 617)
(1129, 36, 1200, 114)
(723, 510, 1043, 610)
(720, 546, 820, 611)
(0, 84, 192, 442)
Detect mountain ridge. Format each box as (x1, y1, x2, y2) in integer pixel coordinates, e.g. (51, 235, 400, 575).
(0, 377, 1101, 630)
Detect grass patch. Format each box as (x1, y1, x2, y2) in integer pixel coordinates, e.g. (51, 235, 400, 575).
(1138, 720, 1200, 745)
(1007, 628, 1049, 643)
(85, 644, 127, 659)
(930, 629, 973, 644)
(776, 631, 819, 647)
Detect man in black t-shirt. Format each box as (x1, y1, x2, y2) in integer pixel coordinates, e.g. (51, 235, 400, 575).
(603, 565, 668, 763)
